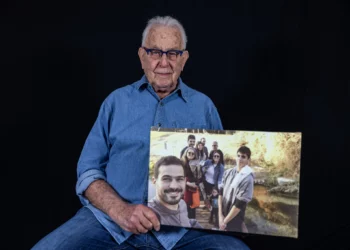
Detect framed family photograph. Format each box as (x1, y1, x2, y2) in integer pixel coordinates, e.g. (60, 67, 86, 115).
(147, 127, 302, 238)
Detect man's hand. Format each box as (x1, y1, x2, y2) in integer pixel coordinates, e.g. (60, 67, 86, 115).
(219, 215, 226, 231)
(110, 203, 160, 234)
(84, 180, 160, 235)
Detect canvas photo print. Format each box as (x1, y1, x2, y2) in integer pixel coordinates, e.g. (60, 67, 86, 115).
(147, 127, 302, 238)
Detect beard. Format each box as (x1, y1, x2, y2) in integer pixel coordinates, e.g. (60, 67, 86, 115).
(160, 188, 184, 205)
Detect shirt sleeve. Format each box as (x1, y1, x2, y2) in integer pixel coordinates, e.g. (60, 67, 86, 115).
(180, 147, 186, 158)
(206, 100, 223, 130)
(217, 164, 225, 187)
(75, 100, 112, 205)
(189, 219, 204, 229)
(233, 198, 247, 210)
(236, 175, 254, 204)
(219, 170, 228, 196)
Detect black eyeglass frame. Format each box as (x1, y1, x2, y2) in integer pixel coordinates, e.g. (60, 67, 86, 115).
(142, 47, 185, 59)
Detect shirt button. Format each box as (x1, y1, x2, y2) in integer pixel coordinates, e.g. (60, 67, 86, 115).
(160, 102, 164, 106)
(158, 123, 161, 127)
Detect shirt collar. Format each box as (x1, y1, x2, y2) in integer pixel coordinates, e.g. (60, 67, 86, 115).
(135, 75, 189, 102)
(234, 165, 253, 176)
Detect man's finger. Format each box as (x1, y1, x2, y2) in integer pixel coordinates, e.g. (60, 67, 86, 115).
(120, 223, 139, 235)
(139, 214, 154, 231)
(143, 208, 160, 231)
(135, 221, 149, 234)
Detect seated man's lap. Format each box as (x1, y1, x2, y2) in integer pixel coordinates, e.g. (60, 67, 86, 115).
(32, 207, 249, 250)
(173, 229, 250, 250)
(31, 207, 121, 250)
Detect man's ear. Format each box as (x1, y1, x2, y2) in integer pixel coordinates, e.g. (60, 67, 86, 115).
(152, 176, 156, 184)
(138, 47, 145, 69)
(180, 50, 189, 71)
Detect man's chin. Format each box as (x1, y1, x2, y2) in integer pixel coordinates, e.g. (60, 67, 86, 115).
(166, 199, 181, 205)
(164, 195, 182, 204)
(153, 81, 174, 90)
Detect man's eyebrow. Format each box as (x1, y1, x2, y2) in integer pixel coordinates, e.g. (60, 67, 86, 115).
(161, 175, 185, 178)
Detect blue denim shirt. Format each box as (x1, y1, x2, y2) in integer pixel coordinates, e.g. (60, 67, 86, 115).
(75, 75, 223, 250)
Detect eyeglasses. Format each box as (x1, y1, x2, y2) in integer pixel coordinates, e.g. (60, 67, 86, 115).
(213, 155, 220, 158)
(212, 145, 218, 147)
(187, 152, 195, 156)
(143, 47, 184, 61)
(237, 154, 247, 159)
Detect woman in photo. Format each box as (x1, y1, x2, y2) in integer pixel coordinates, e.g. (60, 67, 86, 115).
(181, 147, 202, 219)
(201, 152, 225, 200)
(196, 141, 207, 161)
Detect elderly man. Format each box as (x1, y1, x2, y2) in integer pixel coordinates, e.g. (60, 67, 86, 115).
(32, 16, 250, 250)
(149, 156, 202, 229)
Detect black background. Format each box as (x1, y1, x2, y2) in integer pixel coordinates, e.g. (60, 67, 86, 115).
(2, 0, 349, 249)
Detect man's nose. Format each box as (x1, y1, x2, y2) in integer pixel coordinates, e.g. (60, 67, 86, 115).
(169, 179, 179, 188)
(159, 53, 170, 66)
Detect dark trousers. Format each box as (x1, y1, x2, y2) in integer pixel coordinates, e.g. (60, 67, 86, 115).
(203, 179, 215, 196)
(187, 206, 196, 219)
(209, 207, 219, 227)
(32, 207, 250, 250)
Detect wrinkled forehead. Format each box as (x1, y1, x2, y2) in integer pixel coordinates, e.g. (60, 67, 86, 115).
(145, 25, 183, 50)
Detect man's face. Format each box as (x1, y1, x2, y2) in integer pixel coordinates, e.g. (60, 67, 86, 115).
(200, 138, 206, 145)
(138, 26, 189, 98)
(188, 138, 195, 147)
(237, 152, 249, 167)
(212, 142, 218, 150)
(153, 164, 185, 206)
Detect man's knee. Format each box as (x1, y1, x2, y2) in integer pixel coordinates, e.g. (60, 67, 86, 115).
(31, 207, 109, 249)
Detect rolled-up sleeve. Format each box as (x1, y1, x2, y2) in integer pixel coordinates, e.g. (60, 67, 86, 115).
(75, 100, 112, 205)
(76, 169, 107, 205)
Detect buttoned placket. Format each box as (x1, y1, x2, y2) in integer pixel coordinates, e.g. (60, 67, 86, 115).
(146, 84, 185, 128)
(153, 100, 165, 128)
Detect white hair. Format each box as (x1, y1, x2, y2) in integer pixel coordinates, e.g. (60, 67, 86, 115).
(141, 16, 187, 49)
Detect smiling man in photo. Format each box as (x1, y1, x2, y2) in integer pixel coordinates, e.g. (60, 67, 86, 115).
(149, 156, 202, 229)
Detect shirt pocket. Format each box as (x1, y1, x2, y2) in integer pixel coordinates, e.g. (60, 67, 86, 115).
(171, 109, 208, 129)
(172, 121, 208, 129)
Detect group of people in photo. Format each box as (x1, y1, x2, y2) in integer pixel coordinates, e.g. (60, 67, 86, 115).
(149, 134, 255, 233)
